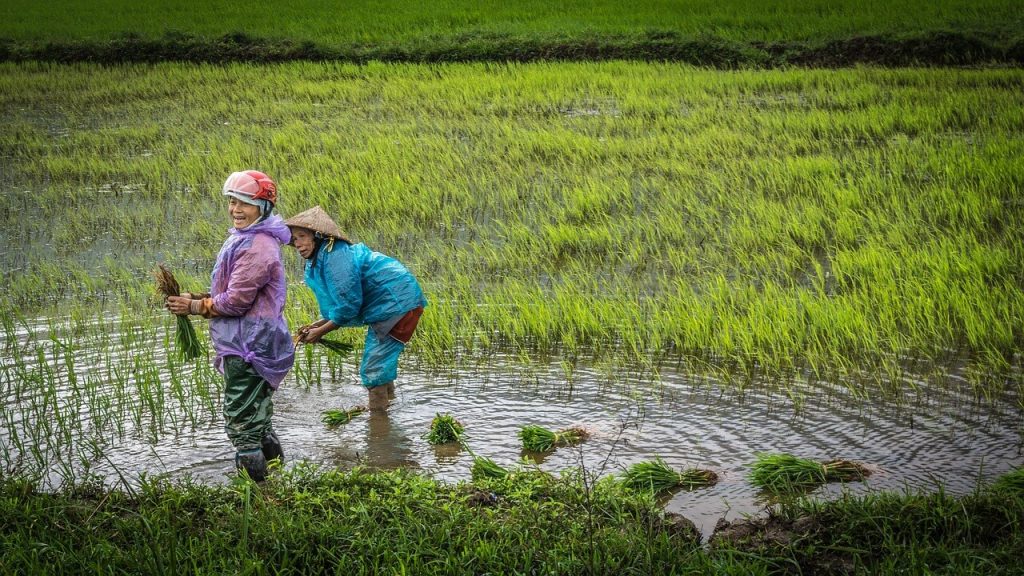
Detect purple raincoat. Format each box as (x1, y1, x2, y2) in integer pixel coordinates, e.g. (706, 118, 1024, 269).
(207, 215, 295, 389)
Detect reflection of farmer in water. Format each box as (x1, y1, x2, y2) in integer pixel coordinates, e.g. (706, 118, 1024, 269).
(364, 411, 418, 470)
(285, 206, 427, 411)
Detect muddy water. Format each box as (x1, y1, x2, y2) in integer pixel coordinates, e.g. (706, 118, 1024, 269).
(2, 324, 1022, 542)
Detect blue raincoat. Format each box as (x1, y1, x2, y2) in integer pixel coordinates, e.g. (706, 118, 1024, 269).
(304, 242, 427, 386)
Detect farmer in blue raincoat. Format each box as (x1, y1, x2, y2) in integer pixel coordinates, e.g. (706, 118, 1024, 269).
(286, 206, 426, 410)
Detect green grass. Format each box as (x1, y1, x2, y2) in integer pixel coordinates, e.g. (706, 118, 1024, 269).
(2, 465, 1022, 575)
(1, 0, 1020, 45)
(991, 467, 1024, 494)
(1, 1, 1022, 65)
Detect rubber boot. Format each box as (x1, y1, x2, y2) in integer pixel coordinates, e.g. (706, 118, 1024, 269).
(386, 381, 396, 400)
(367, 384, 389, 411)
(235, 449, 268, 482)
(261, 431, 284, 464)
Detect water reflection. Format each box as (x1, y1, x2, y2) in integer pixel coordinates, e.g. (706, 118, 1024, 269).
(431, 442, 462, 465)
(363, 411, 419, 471)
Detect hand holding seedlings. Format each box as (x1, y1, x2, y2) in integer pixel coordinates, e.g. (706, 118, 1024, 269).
(297, 320, 335, 344)
(165, 295, 192, 316)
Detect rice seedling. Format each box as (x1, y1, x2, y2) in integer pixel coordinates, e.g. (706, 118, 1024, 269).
(320, 406, 367, 427)
(425, 413, 464, 445)
(519, 424, 590, 452)
(990, 467, 1024, 494)
(2, 63, 1021, 397)
(750, 453, 870, 492)
(621, 459, 719, 494)
(471, 455, 511, 481)
(152, 264, 203, 360)
(318, 339, 354, 356)
(519, 425, 557, 452)
(292, 332, 355, 357)
(1, 62, 1022, 493)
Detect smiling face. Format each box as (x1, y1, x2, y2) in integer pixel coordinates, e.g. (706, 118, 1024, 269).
(290, 227, 317, 259)
(228, 196, 261, 229)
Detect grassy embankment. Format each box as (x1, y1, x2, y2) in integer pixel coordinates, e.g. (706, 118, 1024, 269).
(1, 466, 1022, 575)
(0, 0, 1022, 65)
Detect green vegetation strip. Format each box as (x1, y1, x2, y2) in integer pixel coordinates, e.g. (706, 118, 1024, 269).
(1, 0, 1023, 66)
(2, 30, 1022, 67)
(1, 466, 1021, 574)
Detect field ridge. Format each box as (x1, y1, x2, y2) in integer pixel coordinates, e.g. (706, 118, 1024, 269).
(2, 30, 1023, 67)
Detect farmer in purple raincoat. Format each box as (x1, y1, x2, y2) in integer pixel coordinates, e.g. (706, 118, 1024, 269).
(166, 170, 295, 481)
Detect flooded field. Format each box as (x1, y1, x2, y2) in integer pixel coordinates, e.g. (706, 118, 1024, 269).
(2, 317, 1020, 540)
(2, 63, 1022, 548)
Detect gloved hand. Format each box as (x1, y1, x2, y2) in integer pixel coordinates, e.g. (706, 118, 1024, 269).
(165, 295, 194, 316)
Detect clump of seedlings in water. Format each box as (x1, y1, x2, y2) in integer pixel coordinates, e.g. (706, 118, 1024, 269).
(321, 406, 367, 427)
(750, 453, 871, 492)
(622, 458, 719, 494)
(426, 413, 464, 445)
(991, 467, 1024, 494)
(153, 264, 203, 360)
(471, 455, 511, 481)
(519, 424, 590, 452)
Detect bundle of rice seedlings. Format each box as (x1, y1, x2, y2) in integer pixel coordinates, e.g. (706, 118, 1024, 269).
(519, 425, 591, 452)
(555, 426, 590, 447)
(471, 455, 510, 481)
(319, 339, 354, 356)
(991, 467, 1024, 494)
(750, 453, 870, 492)
(622, 458, 719, 494)
(153, 264, 203, 360)
(821, 459, 871, 482)
(321, 406, 366, 427)
(426, 413, 464, 445)
(519, 425, 557, 452)
(292, 332, 354, 357)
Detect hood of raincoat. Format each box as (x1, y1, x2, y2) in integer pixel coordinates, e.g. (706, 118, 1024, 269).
(207, 213, 295, 389)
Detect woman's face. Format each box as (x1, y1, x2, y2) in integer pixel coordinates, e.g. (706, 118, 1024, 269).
(228, 197, 261, 229)
(291, 227, 317, 259)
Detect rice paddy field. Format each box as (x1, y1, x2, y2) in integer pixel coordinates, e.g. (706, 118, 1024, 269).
(1, 57, 1023, 572)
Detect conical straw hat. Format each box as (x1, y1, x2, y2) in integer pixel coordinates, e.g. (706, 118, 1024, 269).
(284, 206, 351, 243)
